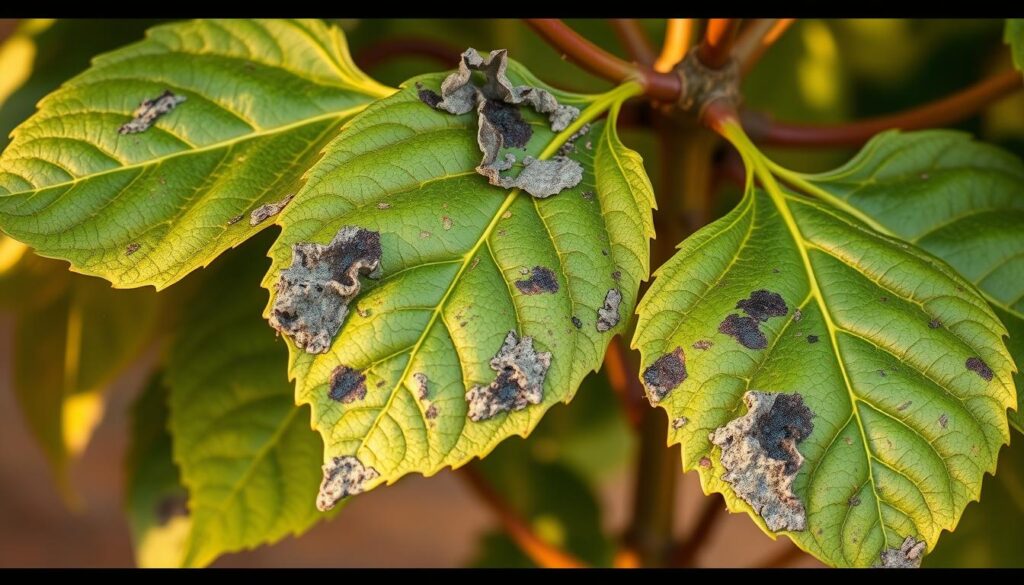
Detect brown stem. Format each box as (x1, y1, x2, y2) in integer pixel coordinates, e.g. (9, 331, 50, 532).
(761, 542, 810, 568)
(605, 337, 646, 431)
(670, 495, 727, 567)
(525, 19, 681, 101)
(733, 19, 795, 76)
(697, 19, 741, 70)
(744, 68, 1024, 147)
(624, 407, 678, 566)
(354, 36, 463, 71)
(609, 18, 657, 66)
(654, 19, 695, 73)
(460, 465, 587, 568)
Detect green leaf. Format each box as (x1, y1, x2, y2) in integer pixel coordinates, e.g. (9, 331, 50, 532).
(633, 138, 1015, 566)
(0, 18, 391, 289)
(789, 130, 1024, 432)
(125, 374, 191, 568)
(924, 437, 1024, 567)
(167, 241, 330, 568)
(262, 66, 652, 507)
(1006, 20, 1024, 72)
(11, 266, 159, 500)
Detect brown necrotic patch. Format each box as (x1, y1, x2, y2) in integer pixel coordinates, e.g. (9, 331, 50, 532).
(965, 357, 993, 381)
(481, 99, 532, 148)
(596, 288, 622, 332)
(249, 193, 294, 226)
(718, 314, 767, 350)
(642, 347, 687, 403)
(269, 226, 382, 354)
(465, 331, 551, 422)
(876, 536, 926, 568)
(328, 365, 367, 403)
(515, 266, 559, 295)
(316, 456, 380, 512)
(806, 334, 819, 344)
(709, 391, 814, 533)
(737, 289, 788, 322)
(119, 90, 186, 135)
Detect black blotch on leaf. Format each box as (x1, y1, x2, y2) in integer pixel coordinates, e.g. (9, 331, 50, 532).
(571, 316, 582, 329)
(642, 347, 687, 403)
(965, 357, 993, 381)
(514, 266, 559, 295)
(806, 334, 819, 344)
(329, 366, 367, 403)
(718, 314, 767, 350)
(481, 99, 533, 148)
(736, 289, 788, 322)
(415, 83, 442, 108)
(928, 318, 942, 329)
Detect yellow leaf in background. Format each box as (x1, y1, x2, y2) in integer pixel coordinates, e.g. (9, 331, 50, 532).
(0, 19, 53, 108)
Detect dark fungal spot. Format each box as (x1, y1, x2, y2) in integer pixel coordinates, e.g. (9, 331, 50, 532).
(125, 242, 141, 256)
(928, 318, 942, 329)
(415, 83, 443, 108)
(611, 270, 622, 282)
(848, 495, 861, 507)
(736, 289, 788, 322)
(718, 314, 767, 350)
(269, 226, 382, 354)
(119, 90, 186, 134)
(465, 331, 551, 422)
(481, 98, 533, 148)
(896, 400, 912, 411)
(642, 347, 687, 403)
(328, 366, 367, 403)
(878, 369, 887, 377)
(709, 391, 814, 532)
(582, 191, 595, 201)
(250, 193, 294, 226)
(806, 335, 819, 344)
(672, 417, 689, 429)
(692, 339, 713, 351)
(425, 404, 439, 420)
(227, 213, 244, 226)
(939, 413, 949, 429)
(966, 357, 993, 381)
(413, 372, 429, 400)
(571, 316, 582, 329)
(515, 266, 559, 295)
(601, 249, 609, 256)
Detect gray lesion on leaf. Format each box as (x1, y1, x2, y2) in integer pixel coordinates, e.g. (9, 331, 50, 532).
(642, 347, 687, 403)
(709, 391, 814, 532)
(118, 90, 186, 134)
(875, 535, 926, 568)
(965, 356, 993, 381)
(269, 226, 382, 354)
(413, 372, 430, 400)
(316, 456, 380, 512)
(466, 331, 551, 422)
(417, 48, 584, 199)
(328, 365, 367, 403)
(596, 288, 622, 332)
(125, 242, 141, 256)
(249, 193, 294, 226)
(514, 266, 559, 295)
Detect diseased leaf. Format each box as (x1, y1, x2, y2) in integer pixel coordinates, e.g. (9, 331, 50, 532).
(167, 241, 330, 568)
(0, 18, 391, 289)
(924, 438, 1024, 567)
(262, 62, 652, 509)
(125, 374, 190, 568)
(1006, 20, 1024, 72)
(795, 130, 1024, 432)
(633, 146, 1015, 566)
(10, 262, 159, 500)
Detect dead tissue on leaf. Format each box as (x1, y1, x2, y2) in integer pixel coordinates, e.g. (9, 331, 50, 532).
(642, 347, 687, 404)
(316, 456, 380, 512)
(118, 90, 186, 135)
(709, 391, 814, 533)
(269, 226, 382, 354)
(416, 48, 584, 199)
(249, 194, 294, 226)
(466, 331, 551, 422)
(876, 536, 926, 569)
(596, 288, 622, 332)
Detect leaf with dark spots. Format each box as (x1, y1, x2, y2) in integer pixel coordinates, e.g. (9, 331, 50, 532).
(416, 85, 442, 108)
(481, 99, 532, 148)
(514, 266, 559, 295)
(736, 289, 788, 322)
(466, 331, 551, 422)
(641, 347, 687, 403)
(328, 366, 366, 403)
(806, 334, 819, 344)
(718, 314, 767, 350)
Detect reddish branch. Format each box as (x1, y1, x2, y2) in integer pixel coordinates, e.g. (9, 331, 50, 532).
(461, 465, 586, 568)
(605, 337, 646, 430)
(610, 18, 657, 66)
(525, 19, 680, 101)
(697, 19, 741, 70)
(354, 37, 462, 71)
(744, 68, 1024, 147)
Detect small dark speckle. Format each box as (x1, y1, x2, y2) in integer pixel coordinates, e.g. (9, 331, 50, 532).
(939, 413, 949, 429)
(806, 334, 819, 344)
(897, 400, 912, 411)
(125, 242, 141, 256)
(425, 404, 439, 420)
(699, 457, 712, 469)
(966, 357, 993, 381)
(571, 316, 582, 329)
(878, 369, 887, 377)
(880, 296, 889, 303)
(928, 318, 942, 329)
(601, 249, 609, 256)
(692, 339, 713, 351)
(843, 436, 853, 445)
(357, 307, 371, 318)
(772, 268, 780, 274)
(672, 417, 689, 429)
(582, 191, 595, 201)
(611, 270, 621, 282)
(849, 495, 861, 507)
(498, 229, 507, 237)
(227, 214, 244, 226)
